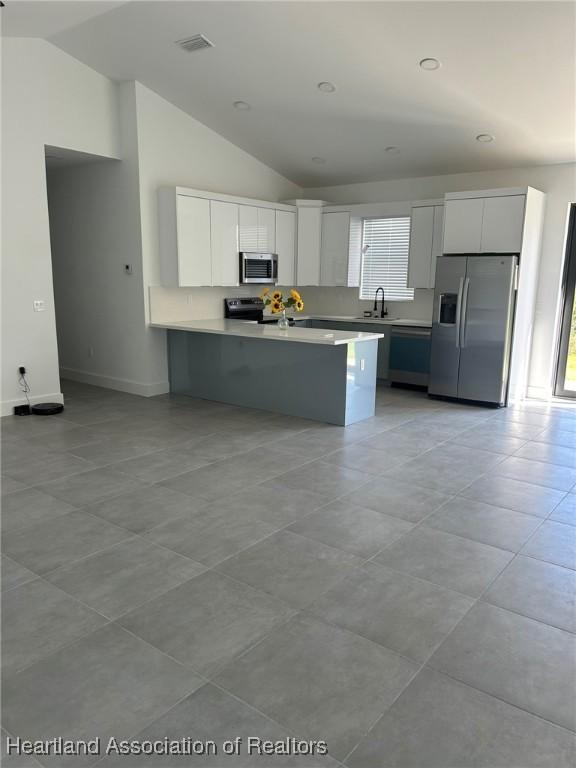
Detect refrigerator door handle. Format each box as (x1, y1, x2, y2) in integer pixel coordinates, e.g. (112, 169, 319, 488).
(455, 277, 465, 348)
(460, 277, 471, 348)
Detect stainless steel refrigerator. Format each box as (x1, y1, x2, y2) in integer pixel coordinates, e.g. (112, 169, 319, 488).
(429, 254, 518, 406)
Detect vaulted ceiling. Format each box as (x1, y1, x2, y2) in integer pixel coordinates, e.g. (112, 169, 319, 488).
(5, 1, 575, 186)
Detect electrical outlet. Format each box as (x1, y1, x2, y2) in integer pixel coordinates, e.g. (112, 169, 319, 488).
(33, 300, 46, 312)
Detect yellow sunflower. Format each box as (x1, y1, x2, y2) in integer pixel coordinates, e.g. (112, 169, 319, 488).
(260, 287, 270, 298)
(271, 291, 283, 301)
(271, 300, 284, 314)
(290, 289, 301, 301)
(295, 299, 305, 312)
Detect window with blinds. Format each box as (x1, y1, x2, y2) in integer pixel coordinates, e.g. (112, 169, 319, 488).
(360, 216, 414, 301)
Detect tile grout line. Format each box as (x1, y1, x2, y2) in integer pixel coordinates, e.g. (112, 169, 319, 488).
(5, 384, 575, 762)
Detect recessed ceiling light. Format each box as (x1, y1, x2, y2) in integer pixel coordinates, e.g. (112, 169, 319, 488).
(419, 58, 441, 71)
(476, 133, 495, 143)
(233, 101, 251, 111)
(317, 81, 336, 93)
(312, 156, 326, 164)
(385, 146, 400, 154)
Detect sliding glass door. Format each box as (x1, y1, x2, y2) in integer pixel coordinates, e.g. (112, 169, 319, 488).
(555, 204, 576, 398)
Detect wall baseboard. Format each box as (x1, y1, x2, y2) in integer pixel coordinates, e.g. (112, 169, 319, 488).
(525, 384, 554, 401)
(59, 367, 170, 398)
(1, 392, 65, 418)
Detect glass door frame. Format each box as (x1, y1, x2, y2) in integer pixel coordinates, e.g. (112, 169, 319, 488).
(554, 204, 576, 398)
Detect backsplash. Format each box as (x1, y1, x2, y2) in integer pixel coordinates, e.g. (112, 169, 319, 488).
(149, 286, 256, 322)
(299, 286, 434, 321)
(149, 285, 434, 323)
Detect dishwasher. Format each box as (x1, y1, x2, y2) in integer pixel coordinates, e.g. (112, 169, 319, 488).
(388, 326, 432, 388)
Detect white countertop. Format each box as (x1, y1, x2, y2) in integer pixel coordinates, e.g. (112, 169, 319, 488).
(150, 319, 384, 345)
(299, 314, 432, 328)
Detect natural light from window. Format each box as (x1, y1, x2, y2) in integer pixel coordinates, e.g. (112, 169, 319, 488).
(359, 216, 413, 301)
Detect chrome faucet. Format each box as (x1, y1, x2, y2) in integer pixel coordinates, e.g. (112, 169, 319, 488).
(373, 287, 388, 318)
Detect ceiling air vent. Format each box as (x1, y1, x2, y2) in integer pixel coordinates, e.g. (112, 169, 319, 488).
(175, 34, 214, 53)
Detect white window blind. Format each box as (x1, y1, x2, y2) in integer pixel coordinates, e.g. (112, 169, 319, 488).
(360, 216, 413, 301)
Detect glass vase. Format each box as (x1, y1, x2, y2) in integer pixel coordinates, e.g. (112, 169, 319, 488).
(277, 309, 290, 330)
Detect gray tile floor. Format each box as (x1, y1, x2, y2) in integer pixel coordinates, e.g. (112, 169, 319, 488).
(2, 381, 575, 767)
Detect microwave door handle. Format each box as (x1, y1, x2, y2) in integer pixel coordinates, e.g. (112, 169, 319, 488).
(460, 277, 470, 348)
(455, 277, 464, 348)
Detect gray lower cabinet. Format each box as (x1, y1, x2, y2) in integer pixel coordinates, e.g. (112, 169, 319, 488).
(299, 320, 431, 384)
(305, 320, 391, 379)
(388, 327, 431, 386)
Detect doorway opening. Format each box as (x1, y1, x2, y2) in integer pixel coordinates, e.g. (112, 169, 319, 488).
(554, 203, 576, 398)
(44, 145, 121, 395)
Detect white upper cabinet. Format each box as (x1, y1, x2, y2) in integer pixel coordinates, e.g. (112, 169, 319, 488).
(296, 207, 322, 286)
(480, 195, 525, 253)
(443, 197, 484, 254)
(275, 209, 296, 285)
(158, 189, 212, 287)
(444, 193, 526, 255)
(408, 204, 444, 289)
(408, 206, 434, 288)
(159, 187, 296, 288)
(210, 200, 239, 287)
(238, 205, 259, 251)
(176, 196, 212, 287)
(238, 205, 276, 252)
(257, 207, 276, 252)
(320, 211, 351, 287)
(430, 205, 444, 286)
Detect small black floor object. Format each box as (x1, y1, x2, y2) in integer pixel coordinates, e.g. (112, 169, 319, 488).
(31, 403, 64, 416)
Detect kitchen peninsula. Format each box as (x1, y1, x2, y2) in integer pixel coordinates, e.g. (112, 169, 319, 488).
(151, 320, 384, 425)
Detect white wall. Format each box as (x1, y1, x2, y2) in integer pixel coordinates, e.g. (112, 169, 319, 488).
(306, 164, 576, 397)
(1, 38, 121, 414)
(133, 82, 301, 385)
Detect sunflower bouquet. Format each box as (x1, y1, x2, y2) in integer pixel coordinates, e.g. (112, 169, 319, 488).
(260, 288, 305, 314)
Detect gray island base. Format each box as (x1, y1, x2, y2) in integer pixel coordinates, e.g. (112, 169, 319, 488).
(167, 330, 380, 425)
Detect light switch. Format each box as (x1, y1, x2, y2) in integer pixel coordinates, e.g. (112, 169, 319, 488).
(33, 300, 46, 312)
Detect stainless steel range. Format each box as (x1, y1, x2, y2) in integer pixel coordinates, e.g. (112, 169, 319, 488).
(223, 297, 295, 325)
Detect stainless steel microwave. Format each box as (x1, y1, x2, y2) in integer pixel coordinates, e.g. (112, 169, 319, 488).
(239, 252, 278, 284)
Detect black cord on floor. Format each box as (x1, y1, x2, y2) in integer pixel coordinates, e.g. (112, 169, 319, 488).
(18, 371, 31, 407)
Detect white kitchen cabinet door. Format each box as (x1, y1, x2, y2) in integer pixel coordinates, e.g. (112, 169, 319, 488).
(480, 195, 525, 253)
(175, 195, 212, 286)
(210, 200, 239, 286)
(239, 206, 276, 253)
(257, 207, 276, 252)
(275, 210, 296, 285)
(238, 205, 259, 251)
(407, 206, 434, 289)
(296, 207, 322, 285)
(429, 205, 444, 287)
(443, 197, 484, 254)
(320, 211, 350, 286)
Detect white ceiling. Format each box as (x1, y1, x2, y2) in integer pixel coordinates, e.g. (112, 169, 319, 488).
(2, 1, 126, 38)
(5, 1, 576, 187)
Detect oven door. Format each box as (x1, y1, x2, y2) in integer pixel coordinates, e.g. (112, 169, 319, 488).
(240, 253, 278, 284)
